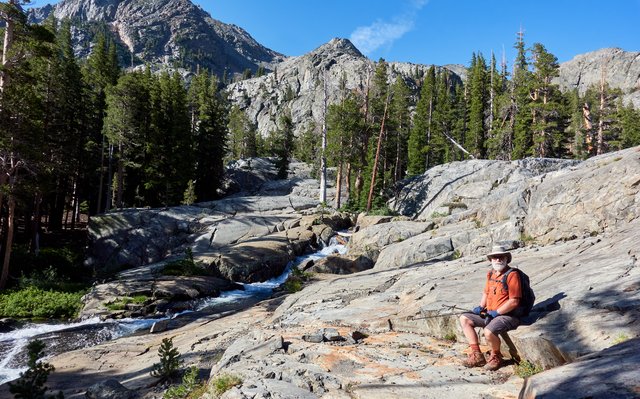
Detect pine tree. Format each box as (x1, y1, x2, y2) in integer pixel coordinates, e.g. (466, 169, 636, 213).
(529, 43, 564, 157)
(151, 337, 183, 381)
(102, 71, 150, 209)
(466, 52, 488, 158)
(188, 70, 228, 201)
(8, 339, 64, 399)
(227, 105, 257, 160)
(146, 72, 192, 206)
(511, 31, 533, 159)
(273, 111, 294, 179)
(389, 76, 412, 182)
(407, 66, 436, 175)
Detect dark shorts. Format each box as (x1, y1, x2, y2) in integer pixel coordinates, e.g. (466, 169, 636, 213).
(462, 312, 520, 335)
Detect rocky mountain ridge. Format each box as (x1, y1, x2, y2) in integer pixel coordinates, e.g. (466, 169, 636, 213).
(29, 0, 284, 77)
(555, 47, 640, 108)
(230, 42, 640, 138)
(226, 38, 460, 138)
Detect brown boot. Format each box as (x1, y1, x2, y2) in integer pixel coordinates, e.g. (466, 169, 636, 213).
(484, 353, 503, 371)
(463, 351, 486, 368)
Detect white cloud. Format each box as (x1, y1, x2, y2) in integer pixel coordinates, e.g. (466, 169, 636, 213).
(350, 0, 429, 55)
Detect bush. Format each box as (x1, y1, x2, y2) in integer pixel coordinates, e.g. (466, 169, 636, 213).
(0, 286, 83, 319)
(163, 366, 206, 399)
(104, 295, 148, 311)
(514, 360, 543, 378)
(282, 267, 313, 293)
(162, 248, 213, 276)
(9, 339, 64, 399)
(210, 374, 242, 397)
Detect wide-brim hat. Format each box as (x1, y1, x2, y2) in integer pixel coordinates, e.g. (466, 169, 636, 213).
(486, 245, 512, 264)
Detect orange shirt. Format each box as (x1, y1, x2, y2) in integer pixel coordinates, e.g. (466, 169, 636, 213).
(484, 267, 522, 311)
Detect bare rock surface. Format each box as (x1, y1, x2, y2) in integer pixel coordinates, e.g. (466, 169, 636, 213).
(4, 147, 639, 399)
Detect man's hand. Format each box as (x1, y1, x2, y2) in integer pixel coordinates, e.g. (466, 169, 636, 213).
(487, 310, 500, 319)
(472, 306, 485, 315)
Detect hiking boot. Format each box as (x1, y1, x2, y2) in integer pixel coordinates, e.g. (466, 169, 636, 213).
(463, 351, 486, 368)
(484, 353, 503, 371)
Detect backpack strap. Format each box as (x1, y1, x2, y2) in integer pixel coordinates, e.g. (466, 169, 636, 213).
(488, 267, 514, 293)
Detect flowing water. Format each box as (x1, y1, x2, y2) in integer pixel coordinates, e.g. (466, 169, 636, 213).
(0, 239, 346, 386)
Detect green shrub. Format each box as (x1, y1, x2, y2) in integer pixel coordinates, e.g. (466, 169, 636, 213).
(163, 366, 205, 399)
(514, 360, 543, 378)
(210, 374, 242, 397)
(282, 267, 313, 293)
(0, 286, 83, 319)
(443, 332, 457, 342)
(105, 295, 148, 311)
(151, 337, 183, 381)
(8, 339, 64, 398)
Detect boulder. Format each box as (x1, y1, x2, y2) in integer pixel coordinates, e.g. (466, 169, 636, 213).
(520, 338, 640, 399)
(347, 221, 434, 262)
(212, 236, 295, 283)
(374, 235, 454, 270)
(307, 254, 373, 275)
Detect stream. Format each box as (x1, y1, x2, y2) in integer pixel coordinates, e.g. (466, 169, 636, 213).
(0, 239, 346, 386)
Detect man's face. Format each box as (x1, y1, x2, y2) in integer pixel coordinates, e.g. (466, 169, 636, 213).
(490, 255, 508, 268)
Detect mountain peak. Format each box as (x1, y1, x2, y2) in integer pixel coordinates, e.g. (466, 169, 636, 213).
(311, 38, 364, 59)
(29, 0, 283, 78)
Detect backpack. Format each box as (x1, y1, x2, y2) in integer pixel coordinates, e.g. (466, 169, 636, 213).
(493, 268, 535, 317)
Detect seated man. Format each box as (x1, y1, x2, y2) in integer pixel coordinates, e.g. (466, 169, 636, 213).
(459, 245, 522, 371)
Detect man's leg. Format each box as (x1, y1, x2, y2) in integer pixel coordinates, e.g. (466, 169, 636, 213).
(459, 314, 486, 367)
(483, 315, 520, 371)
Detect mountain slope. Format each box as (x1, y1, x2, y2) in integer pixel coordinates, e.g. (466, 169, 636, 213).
(226, 37, 463, 138)
(554, 47, 640, 107)
(29, 0, 284, 77)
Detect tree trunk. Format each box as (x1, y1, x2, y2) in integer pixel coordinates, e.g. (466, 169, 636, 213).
(335, 161, 343, 209)
(597, 64, 607, 155)
(319, 74, 328, 204)
(425, 97, 433, 169)
(0, 195, 16, 289)
(96, 133, 106, 214)
(0, 1, 17, 94)
(366, 96, 390, 212)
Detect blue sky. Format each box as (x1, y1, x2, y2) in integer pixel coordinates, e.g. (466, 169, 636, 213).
(29, 0, 640, 68)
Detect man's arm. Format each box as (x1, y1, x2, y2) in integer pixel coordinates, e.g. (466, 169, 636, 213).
(479, 293, 487, 308)
(496, 298, 520, 315)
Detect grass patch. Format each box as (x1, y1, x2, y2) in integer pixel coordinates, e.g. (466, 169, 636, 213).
(612, 333, 630, 345)
(105, 295, 148, 311)
(443, 332, 457, 342)
(520, 233, 535, 244)
(430, 211, 448, 218)
(210, 374, 242, 397)
(0, 286, 83, 319)
(514, 360, 543, 378)
(443, 202, 468, 210)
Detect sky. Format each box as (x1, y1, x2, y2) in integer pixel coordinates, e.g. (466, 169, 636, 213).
(28, 0, 640, 68)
